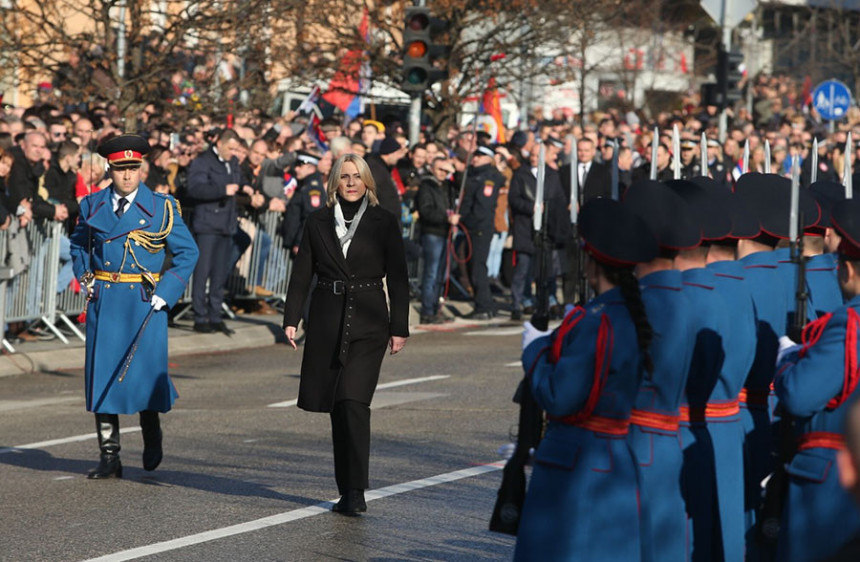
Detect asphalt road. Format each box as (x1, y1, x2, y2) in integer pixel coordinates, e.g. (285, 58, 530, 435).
(0, 322, 527, 561)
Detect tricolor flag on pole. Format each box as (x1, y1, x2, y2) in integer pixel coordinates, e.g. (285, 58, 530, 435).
(480, 77, 506, 144)
(322, 8, 370, 118)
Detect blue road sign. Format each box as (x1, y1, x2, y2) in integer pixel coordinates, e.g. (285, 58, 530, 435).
(813, 79, 852, 121)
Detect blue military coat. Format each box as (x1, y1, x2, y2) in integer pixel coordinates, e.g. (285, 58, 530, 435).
(630, 269, 693, 562)
(774, 295, 860, 562)
(679, 267, 740, 561)
(515, 288, 645, 562)
(739, 249, 788, 541)
(806, 252, 844, 318)
(70, 184, 199, 414)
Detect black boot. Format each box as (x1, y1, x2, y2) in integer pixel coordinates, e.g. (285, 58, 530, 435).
(139, 410, 163, 472)
(88, 414, 122, 479)
(332, 489, 367, 515)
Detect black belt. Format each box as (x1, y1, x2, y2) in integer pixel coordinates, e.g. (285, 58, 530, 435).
(317, 278, 383, 295)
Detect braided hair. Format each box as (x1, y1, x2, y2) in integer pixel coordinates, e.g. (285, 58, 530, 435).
(604, 264, 655, 376)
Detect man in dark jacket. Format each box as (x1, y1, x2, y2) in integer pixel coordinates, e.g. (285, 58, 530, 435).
(7, 131, 68, 223)
(508, 145, 570, 320)
(416, 156, 458, 324)
(186, 128, 243, 334)
(366, 136, 405, 225)
(460, 144, 506, 319)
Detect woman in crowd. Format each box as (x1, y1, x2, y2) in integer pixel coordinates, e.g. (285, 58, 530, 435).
(282, 153, 410, 515)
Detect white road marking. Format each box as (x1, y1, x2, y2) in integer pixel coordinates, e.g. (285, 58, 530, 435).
(370, 391, 447, 409)
(79, 462, 504, 562)
(267, 375, 451, 408)
(0, 396, 81, 412)
(0, 427, 141, 455)
(465, 327, 523, 336)
(504, 361, 521, 367)
(53, 476, 75, 481)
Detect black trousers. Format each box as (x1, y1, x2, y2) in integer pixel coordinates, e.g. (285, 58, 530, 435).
(469, 229, 494, 313)
(330, 399, 370, 494)
(192, 233, 233, 324)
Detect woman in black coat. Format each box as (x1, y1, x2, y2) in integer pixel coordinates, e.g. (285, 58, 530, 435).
(283, 153, 410, 515)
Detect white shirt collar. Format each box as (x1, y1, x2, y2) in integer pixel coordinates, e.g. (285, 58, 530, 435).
(112, 187, 138, 212)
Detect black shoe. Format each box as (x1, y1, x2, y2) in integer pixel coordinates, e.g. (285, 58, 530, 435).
(193, 322, 212, 333)
(511, 310, 523, 321)
(212, 322, 235, 336)
(464, 310, 492, 320)
(420, 314, 444, 325)
(87, 454, 123, 479)
(332, 489, 367, 515)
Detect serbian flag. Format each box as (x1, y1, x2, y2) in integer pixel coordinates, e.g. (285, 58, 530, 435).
(308, 113, 329, 152)
(322, 9, 370, 118)
(480, 77, 506, 144)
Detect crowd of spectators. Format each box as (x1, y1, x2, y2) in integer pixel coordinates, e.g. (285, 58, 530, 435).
(0, 68, 858, 336)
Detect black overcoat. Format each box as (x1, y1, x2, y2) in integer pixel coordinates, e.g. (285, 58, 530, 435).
(282, 203, 410, 412)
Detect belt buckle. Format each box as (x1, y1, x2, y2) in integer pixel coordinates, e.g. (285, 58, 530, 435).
(332, 280, 344, 295)
(110, 272, 121, 283)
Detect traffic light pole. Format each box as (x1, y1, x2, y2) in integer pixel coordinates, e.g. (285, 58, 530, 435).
(718, 1, 731, 142)
(409, 95, 421, 146)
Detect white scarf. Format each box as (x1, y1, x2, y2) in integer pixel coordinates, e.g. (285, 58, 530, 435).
(333, 197, 368, 257)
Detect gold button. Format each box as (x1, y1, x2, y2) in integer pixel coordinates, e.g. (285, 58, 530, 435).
(106, 240, 111, 244)
(104, 261, 111, 266)
(105, 283, 111, 289)
(130, 284, 135, 289)
(135, 241, 140, 246)
(130, 264, 136, 269)
(139, 219, 145, 225)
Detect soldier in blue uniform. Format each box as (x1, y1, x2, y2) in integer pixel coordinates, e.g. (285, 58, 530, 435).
(70, 134, 199, 479)
(623, 180, 698, 562)
(514, 198, 658, 562)
(774, 197, 860, 562)
(805, 180, 846, 318)
(673, 178, 754, 562)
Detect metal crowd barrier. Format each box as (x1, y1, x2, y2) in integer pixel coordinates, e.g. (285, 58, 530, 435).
(174, 211, 293, 319)
(2, 219, 85, 352)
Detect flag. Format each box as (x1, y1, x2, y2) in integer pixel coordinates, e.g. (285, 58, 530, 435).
(296, 85, 322, 116)
(322, 8, 370, 118)
(480, 77, 506, 144)
(308, 113, 329, 152)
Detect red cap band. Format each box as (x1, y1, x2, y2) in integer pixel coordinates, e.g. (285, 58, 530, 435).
(107, 150, 143, 164)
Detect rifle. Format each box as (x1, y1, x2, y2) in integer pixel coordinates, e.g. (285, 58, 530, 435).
(759, 155, 805, 543)
(490, 144, 550, 535)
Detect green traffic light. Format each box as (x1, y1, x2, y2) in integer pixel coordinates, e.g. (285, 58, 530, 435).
(406, 68, 428, 85)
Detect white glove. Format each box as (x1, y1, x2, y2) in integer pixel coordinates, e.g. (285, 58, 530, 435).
(776, 335, 802, 365)
(522, 321, 551, 350)
(151, 295, 167, 311)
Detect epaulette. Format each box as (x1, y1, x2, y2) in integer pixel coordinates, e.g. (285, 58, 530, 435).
(155, 192, 182, 216)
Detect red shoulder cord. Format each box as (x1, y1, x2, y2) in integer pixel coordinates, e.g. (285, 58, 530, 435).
(799, 313, 834, 358)
(550, 306, 586, 364)
(565, 313, 615, 424)
(829, 308, 860, 410)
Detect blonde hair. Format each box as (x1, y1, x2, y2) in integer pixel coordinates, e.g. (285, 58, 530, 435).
(326, 153, 379, 207)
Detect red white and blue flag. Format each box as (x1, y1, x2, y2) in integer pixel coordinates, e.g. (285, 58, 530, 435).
(322, 8, 370, 118)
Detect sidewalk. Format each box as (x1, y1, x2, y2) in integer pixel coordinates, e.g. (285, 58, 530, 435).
(0, 296, 520, 379)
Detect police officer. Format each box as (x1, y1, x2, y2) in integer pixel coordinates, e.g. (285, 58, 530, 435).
(460, 144, 505, 319)
(70, 134, 199, 479)
(774, 197, 860, 562)
(679, 138, 702, 179)
(283, 151, 325, 256)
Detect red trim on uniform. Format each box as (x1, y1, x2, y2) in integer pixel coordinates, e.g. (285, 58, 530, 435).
(738, 387, 769, 406)
(629, 409, 680, 432)
(642, 284, 682, 292)
(714, 273, 744, 280)
(682, 281, 715, 291)
(549, 413, 630, 436)
(828, 308, 860, 410)
(550, 306, 586, 364)
(797, 431, 846, 452)
(800, 312, 834, 358)
(107, 150, 142, 163)
(583, 242, 638, 268)
(680, 399, 740, 423)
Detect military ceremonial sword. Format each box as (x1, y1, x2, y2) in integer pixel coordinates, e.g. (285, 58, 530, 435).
(810, 138, 819, 183)
(742, 139, 750, 174)
(649, 126, 659, 180)
(568, 134, 578, 225)
(117, 307, 157, 383)
(764, 139, 772, 174)
(844, 131, 853, 199)
(700, 133, 709, 179)
(672, 125, 681, 180)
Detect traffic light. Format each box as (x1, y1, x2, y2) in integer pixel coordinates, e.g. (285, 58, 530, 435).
(401, 6, 449, 95)
(717, 47, 744, 106)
